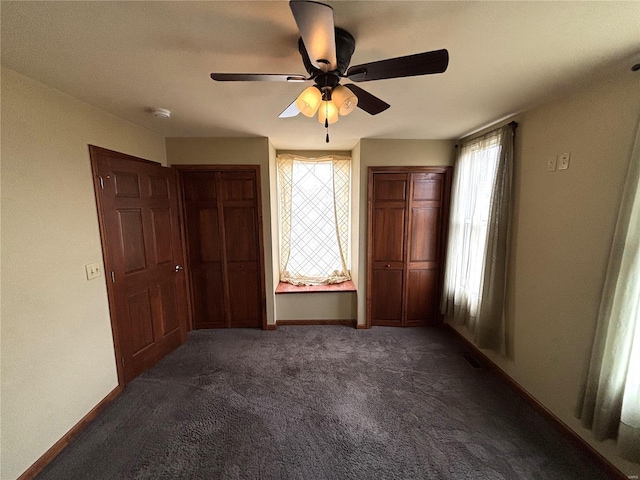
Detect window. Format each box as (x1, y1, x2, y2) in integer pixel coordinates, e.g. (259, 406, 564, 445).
(448, 136, 500, 313)
(277, 154, 351, 286)
(441, 124, 515, 352)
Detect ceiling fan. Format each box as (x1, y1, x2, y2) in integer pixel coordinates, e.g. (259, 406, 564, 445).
(211, 0, 449, 142)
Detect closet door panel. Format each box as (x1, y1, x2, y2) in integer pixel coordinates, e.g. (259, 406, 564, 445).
(406, 172, 445, 326)
(182, 172, 226, 330)
(227, 264, 262, 328)
(373, 175, 407, 201)
(409, 206, 440, 263)
(191, 267, 226, 329)
(220, 172, 262, 327)
(219, 174, 256, 202)
(369, 172, 408, 326)
(370, 269, 404, 326)
(223, 206, 258, 263)
(412, 173, 443, 201)
(406, 269, 438, 325)
(372, 207, 405, 262)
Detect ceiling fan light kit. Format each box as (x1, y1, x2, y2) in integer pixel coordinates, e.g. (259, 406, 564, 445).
(318, 100, 339, 125)
(332, 85, 358, 116)
(211, 0, 449, 142)
(295, 86, 322, 117)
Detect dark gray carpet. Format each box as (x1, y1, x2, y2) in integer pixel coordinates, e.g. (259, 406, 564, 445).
(37, 326, 608, 479)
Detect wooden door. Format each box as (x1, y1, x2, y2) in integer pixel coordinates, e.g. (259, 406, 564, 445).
(405, 173, 446, 326)
(179, 167, 266, 329)
(90, 146, 188, 384)
(219, 171, 263, 328)
(369, 173, 408, 326)
(367, 167, 451, 328)
(181, 171, 226, 329)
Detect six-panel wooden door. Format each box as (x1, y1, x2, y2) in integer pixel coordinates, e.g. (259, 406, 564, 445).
(91, 146, 188, 384)
(367, 167, 452, 327)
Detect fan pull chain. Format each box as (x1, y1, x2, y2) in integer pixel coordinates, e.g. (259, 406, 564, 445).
(325, 102, 330, 143)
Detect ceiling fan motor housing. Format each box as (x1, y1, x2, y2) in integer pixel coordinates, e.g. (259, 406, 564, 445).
(298, 27, 355, 82)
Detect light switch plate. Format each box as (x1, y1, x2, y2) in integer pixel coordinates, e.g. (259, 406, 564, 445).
(85, 262, 102, 280)
(558, 152, 570, 170)
(547, 156, 557, 172)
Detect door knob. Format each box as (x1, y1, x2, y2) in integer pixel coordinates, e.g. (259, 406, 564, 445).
(175, 265, 183, 272)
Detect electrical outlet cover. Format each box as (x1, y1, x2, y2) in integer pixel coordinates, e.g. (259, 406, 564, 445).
(558, 152, 570, 170)
(85, 262, 102, 280)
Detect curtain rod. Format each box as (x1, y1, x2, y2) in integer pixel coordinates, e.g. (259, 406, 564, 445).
(455, 121, 518, 148)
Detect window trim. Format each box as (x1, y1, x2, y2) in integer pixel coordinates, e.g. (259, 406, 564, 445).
(276, 153, 352, 286)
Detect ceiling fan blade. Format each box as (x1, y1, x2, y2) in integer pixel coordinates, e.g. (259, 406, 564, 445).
(346, 49, 449, 82)
(289, 0, 337, 71)
(279, 99, 301, 118)
(211, 73, 307, 82)
(344, 84, 390, 115)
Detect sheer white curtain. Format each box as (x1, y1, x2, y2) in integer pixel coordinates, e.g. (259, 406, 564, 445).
(577, 121, 640, 463)
(277, 154, 351, 286)
(441, 124, 515, 353)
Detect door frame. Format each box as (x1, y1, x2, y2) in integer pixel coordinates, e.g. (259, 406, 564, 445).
(174, 164, 269, 331)
(366, 166, 453, 329)
(89, 145, 190, 386)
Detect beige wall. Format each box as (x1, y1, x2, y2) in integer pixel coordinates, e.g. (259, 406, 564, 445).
(452, 69, 640, 474)
(357, 139, 456, 325)
(276, 292, 357, 321)
(165, 137, 276, 326)
(1, 68, 167, 480)
(350, 140, 361, 295)
(268, 141, 280, 321)
(4, 60, 635, 479)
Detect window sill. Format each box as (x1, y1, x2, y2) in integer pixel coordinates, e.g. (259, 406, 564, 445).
(275, 280, 356, 294)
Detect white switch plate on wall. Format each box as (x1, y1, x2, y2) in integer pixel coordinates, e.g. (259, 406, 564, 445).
(547, 156, 557, 172)
(558, 152, 571, 170)
(85, 262, 102, 280)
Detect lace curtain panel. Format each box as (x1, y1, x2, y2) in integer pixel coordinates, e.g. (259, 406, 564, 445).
(441, 124, 515, 354)
(277, 154, 351, 286)
(577, 121, 640, 463)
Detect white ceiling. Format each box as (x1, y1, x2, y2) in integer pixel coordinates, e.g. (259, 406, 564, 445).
(2, 1, 639, 150)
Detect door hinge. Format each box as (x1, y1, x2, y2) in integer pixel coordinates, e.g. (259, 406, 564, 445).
(110, 271, 115, 283)
(121, 356, 125, 367)
(98, 175, 104, 189)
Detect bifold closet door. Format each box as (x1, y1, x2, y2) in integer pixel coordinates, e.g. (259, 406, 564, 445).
(367, 167, 451, 328)
(180, 168, 265, 329)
